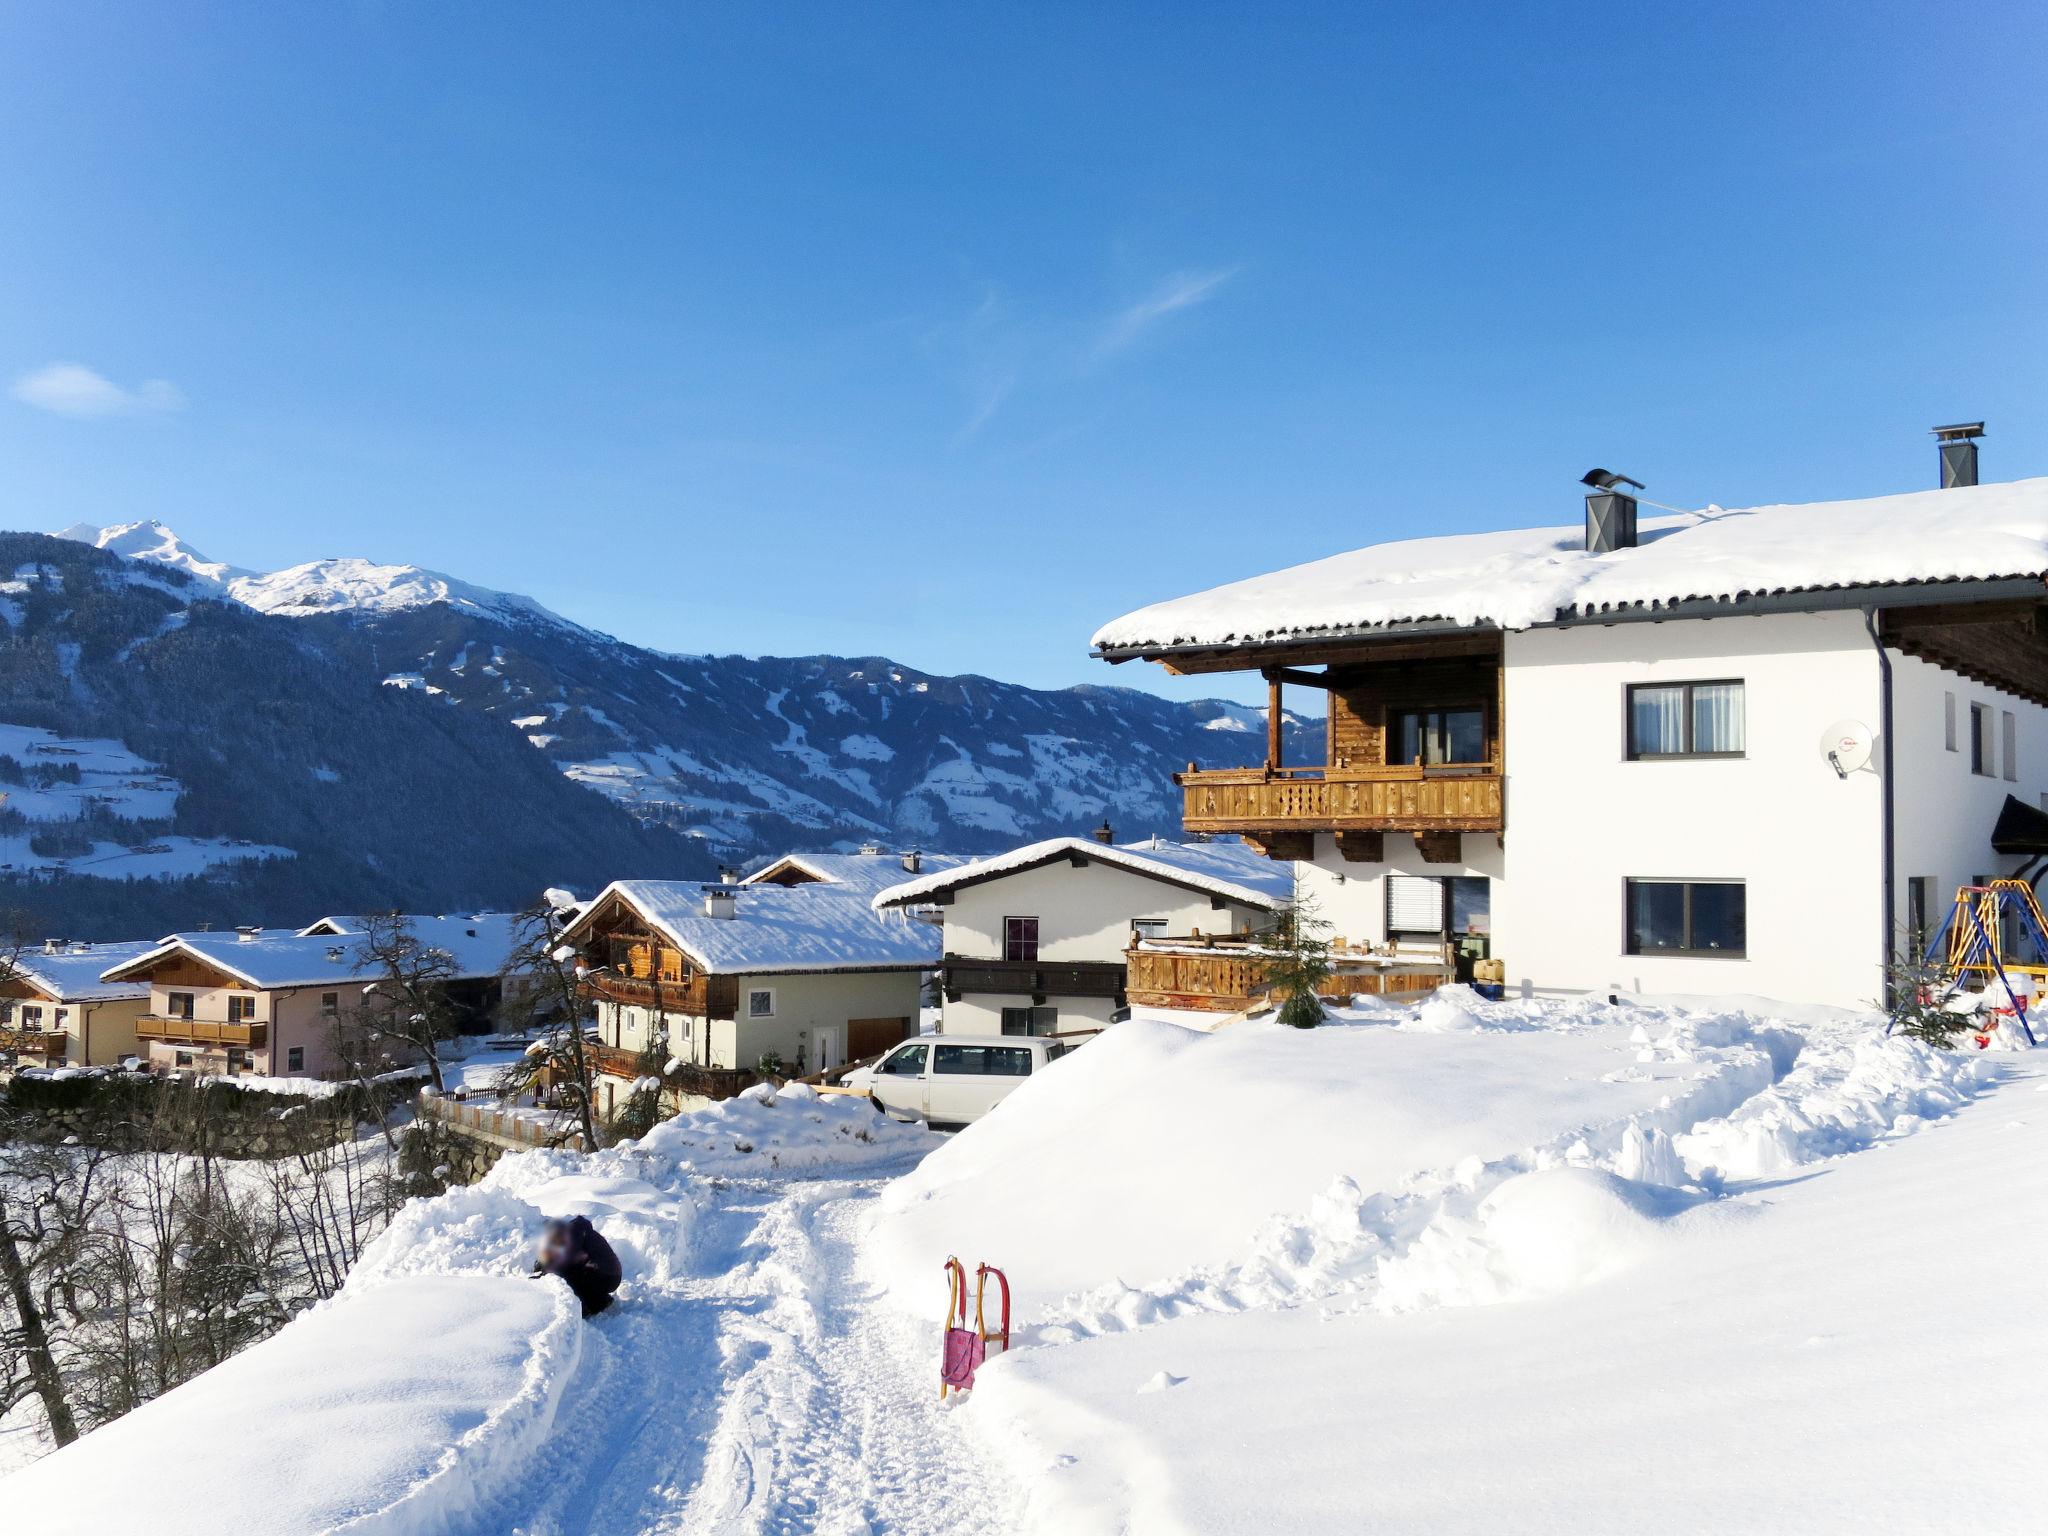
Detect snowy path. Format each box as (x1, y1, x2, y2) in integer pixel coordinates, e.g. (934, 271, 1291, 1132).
(507, 1157, 1024, 1536)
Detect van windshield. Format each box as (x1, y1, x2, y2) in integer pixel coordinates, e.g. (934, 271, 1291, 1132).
(933, 1044, 1032, 1077)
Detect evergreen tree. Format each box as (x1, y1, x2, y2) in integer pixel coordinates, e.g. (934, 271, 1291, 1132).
(1260, 894, 1335, 1028)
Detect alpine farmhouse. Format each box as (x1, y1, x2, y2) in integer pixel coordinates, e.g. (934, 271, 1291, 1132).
(0, 939, 157, 1067)
(556, 849, 966, 1111)
(1092, 432, 2048, 1008)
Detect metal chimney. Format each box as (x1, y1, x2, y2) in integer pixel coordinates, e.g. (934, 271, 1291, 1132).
(1934, 422, 1983, 488)
(1580, 469, 1644, 553)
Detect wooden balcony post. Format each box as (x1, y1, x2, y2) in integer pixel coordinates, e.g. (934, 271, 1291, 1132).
(1264, 670, 1284, 772)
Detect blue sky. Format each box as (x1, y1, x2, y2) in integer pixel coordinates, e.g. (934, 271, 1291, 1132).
(2, 3, 2044, 706)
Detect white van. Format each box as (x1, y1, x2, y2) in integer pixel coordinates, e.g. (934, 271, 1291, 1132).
(844, 1034, 1069, 1126)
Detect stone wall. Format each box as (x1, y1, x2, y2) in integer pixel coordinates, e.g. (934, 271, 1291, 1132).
(0, 1073, 408, 1159)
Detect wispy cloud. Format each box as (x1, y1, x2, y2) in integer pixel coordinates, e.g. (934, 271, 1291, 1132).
(10, 362, 185, 418)
(1090, 267, 1237, 362)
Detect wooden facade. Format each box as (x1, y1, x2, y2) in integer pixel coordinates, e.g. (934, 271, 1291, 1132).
(586, 924, 738, 1019)
(1173, 634, 1506, 852)
(0, 1027, 65, 1059)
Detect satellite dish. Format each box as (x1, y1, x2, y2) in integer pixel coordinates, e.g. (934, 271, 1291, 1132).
(1820, 719, 1874, 778)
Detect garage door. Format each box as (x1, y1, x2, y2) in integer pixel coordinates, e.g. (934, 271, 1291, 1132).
(847, 1016, 914, 1061)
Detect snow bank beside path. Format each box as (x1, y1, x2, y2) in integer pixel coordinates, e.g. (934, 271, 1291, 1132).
(6, 1275, 580, 1536)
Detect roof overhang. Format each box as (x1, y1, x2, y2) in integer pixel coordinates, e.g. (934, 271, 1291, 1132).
(1095, 575, 2048, 671)
(98, 939, 269, 990)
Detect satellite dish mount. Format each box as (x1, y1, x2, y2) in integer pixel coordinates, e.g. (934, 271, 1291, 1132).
(1819, 719, 1874, 779)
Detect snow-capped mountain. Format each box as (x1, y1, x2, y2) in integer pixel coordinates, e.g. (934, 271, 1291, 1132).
(58, 519, 254, 587)
(54, 521, 582, 634)
(41, 520, 1313, 863)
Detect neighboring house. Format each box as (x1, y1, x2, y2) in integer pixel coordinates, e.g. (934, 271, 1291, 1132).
(1092, 430, 2048, 1008)
(296, 912, 528, 1025)
(0, 939, 157, 1066)
(99, 920, 518, 1078)
(556, 848, 967, 1111)
(871, 831, 1293, 1033)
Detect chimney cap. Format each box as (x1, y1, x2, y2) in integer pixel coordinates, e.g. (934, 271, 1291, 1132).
(1932, 421, 1985, 442)
(1580, 467, 1644, 492)
(1092, 820, 1116, 845)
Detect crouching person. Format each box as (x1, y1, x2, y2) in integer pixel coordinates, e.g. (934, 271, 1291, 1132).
(532, 1214, 623, 1318)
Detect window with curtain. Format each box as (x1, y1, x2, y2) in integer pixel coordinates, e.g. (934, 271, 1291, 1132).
(1625, 879, 1746, 956)
(1390, 707, 1486, 765)
(1626, 681, 1745, 758)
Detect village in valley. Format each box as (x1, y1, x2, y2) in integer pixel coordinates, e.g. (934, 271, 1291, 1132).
(2, 7, 2043, 1535)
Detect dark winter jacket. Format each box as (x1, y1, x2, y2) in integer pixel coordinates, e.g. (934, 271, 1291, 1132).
(534, 1215, 623, 1317)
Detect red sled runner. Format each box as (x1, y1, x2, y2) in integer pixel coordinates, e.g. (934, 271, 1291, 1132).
(940, 1256, 1010, 1400)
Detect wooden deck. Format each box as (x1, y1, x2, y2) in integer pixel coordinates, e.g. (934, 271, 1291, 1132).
(1125, 938, 1449, 1013)
(0, 1028, 65, 1058)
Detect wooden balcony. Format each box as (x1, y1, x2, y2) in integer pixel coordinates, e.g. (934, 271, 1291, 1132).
(136, 1016, 268, 1048)
(585, 972, 735, 1019)
(0, 1028, 66, 1059)
(1125, 938, 1450, 1013)
(586, 1042, 650, 1079)
(942, 958, 1127, 1002)
(1177, 762, 1504, 849)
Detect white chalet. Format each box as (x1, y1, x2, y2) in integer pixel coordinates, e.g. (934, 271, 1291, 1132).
(872, 832, 1294, 1034)
(558, 849, 967, 1107)
(1093, 435, 2048, 1009)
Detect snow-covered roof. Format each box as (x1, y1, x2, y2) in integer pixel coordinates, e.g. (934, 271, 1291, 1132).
(565, 875, 943, 975)
(295, 912, 526, 977)
(743, 850, 970, 903)
(871, 836, 1294, 912)
(3, 940, 157, 1002)
(102, 922, 516, 990)
(1093, 477, 2048, 656)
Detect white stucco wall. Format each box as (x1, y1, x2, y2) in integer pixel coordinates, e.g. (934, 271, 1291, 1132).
(1492, 610, 1888, 1005)
(1889, 649, 2048, 946)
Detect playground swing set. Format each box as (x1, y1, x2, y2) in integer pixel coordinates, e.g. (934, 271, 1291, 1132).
(939, 1256, 1010, 1400)
(1907, 878, 2046, 1048)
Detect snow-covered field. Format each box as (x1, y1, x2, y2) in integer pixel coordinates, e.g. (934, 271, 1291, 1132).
(0, 720, 293, 877)
(5, 993, 2040, 1534)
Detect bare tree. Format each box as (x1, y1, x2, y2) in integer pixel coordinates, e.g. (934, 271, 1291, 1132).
(339, 912, 467, 1093)
(494, 893, 603, 1150)
(0, 1132, 106, 1448)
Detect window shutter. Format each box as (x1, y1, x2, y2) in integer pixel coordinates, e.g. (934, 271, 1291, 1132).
(1387, 876, 1444, 933)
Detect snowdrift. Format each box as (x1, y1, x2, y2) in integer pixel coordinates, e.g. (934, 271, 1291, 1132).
(867, 995, 1799, 1313)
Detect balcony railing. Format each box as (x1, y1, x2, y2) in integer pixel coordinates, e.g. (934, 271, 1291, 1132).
(0, 1028, 66, 1058)
(1124, 936, 1450, 1013)
(585, 972, 735, 1019)
(942, 958, 1127, 1001)
(1177, 762, 1504, 835)
(136, 1016, 268, 1048)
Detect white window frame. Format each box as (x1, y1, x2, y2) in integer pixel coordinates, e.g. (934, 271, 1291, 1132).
(746, 987, 776, 1020)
